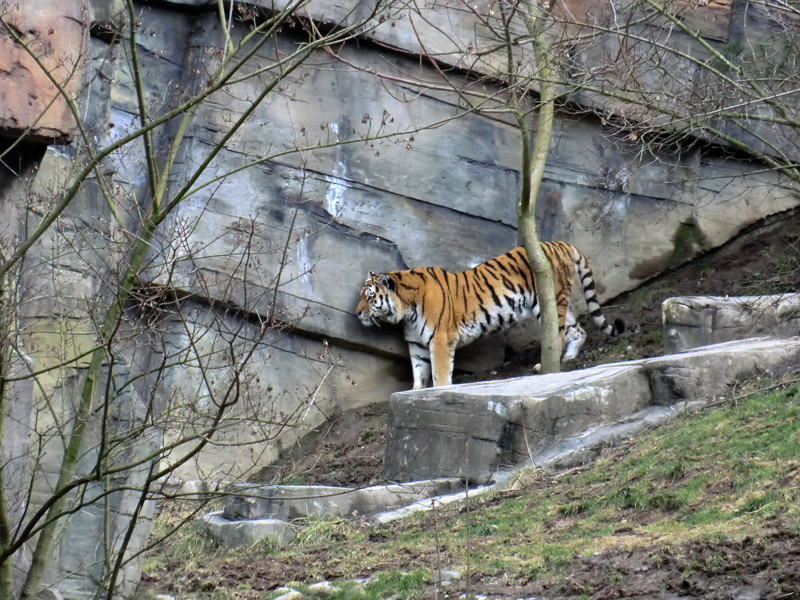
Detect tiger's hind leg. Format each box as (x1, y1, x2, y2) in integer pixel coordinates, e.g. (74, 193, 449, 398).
(561, 308, 587, 362)
(409, 341, 432, 389)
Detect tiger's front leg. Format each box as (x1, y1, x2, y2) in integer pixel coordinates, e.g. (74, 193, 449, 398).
(408, 341, 432, 389)
(430, 335, 456, 387)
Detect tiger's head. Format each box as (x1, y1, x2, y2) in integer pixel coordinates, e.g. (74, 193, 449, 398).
(356, 272, 403, 327)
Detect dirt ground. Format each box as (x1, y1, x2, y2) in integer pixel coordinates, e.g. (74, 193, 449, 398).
(144, 524, 800, 599)
(143, 209, 800, 599)
(483, 527, 800, 599)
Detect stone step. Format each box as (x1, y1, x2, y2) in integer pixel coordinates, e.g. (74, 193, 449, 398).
(222, 478, 463, 521)
(384, 337, 800, 484)
(202, 513, 296, 547)
(663, 294, 800, 353)
(203, 478, 463, 548)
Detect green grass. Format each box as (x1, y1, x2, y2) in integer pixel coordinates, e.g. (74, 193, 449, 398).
(358, 570, 429, 599)
(546, 381, 800, 524)
(144, 377, 800, 599)
(293, 516, 363, 548)
(265, 570, 430, 600)
(143, 516, 218, 573)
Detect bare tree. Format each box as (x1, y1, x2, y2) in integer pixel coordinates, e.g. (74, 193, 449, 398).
(0, 0, 420, 597)
(548, 0, 800, 184)
(516, 0, 562, 373)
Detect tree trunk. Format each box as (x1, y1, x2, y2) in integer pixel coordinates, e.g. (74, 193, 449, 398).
(517, 1, 560, 374)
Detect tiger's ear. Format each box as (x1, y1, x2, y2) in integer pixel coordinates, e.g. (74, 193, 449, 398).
(378, 273, 395, 291)
(368, 271, 376, 278)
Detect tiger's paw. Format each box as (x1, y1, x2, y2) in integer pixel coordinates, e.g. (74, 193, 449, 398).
(562, 324, 587, 362)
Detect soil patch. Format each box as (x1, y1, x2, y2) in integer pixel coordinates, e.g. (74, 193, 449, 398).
(255, 402, 390, 487)
(142, 521, 800, 599)
(486, 529, 800, 599)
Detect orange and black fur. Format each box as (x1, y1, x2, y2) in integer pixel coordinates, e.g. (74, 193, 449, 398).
(356, 241, 624, 389)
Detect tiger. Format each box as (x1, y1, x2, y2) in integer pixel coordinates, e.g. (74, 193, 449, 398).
(355, 241, 624, 389)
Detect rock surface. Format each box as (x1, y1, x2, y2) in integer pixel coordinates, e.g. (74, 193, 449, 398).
(0, 1, 87, 143)
(203, 512, 296, 547)
(3, 0, 797, 490)
(663, 294, 800, 353)
(205, 335, 800, 547)
(384, 337, 800, 484)
(202, 478, 464, 547)
(1, 352, 35, 595)
(2, 1, 800, 598)
(223, 479, 462, 522)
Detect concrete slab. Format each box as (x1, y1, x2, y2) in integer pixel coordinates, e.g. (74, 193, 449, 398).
(384, 337, 800, 484)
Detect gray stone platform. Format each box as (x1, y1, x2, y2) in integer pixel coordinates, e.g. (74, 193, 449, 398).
(223, 479, 463, 521)
(383, 337, 800, 484)
(203, 478, 462, 547)
(206, 335, 800, 546)
(663, 294, 800, 353)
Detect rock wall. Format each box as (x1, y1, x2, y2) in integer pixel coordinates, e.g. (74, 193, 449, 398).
(0, 1, 800, 478)
(1, 0, 798, 480)
(1, 1, 799, 598)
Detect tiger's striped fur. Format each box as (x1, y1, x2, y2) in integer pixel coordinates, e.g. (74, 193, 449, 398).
(355, 241, 624, 389)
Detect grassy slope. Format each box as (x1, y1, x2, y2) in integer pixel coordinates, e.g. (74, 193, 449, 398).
(141, 211, 800, 598)
(142, 376, 800, 599)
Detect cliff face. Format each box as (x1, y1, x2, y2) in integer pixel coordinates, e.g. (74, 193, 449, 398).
(0, 0, 798, 596)
(2, 0, 799, 488)
(109, 1, 799, 421)
(0, 2, 85, 143)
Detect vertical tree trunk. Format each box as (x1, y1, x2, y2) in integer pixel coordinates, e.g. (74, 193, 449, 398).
(518, 1, 560, 374)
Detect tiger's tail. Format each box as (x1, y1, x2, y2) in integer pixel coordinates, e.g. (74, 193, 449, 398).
(572, 246, 625, 338)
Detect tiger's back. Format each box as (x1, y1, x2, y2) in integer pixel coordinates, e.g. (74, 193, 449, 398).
(356, 241, 623, 388)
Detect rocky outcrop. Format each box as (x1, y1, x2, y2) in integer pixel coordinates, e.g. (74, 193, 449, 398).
(206, 334, 800, 551)
(0, 1, 87, 143)
(2, 0, 798, 490)
(663, 294, 800, 353)
(2, 1, 798, 598)
(383, 337, 800, 484)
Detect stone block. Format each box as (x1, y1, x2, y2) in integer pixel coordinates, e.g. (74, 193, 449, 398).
(384, 337, 800, 484)
(0, 1, 87, 143)
(643, 337, 800, 405)
(202, 512, 296, 547)
(384, 363, 651, 484)
(663, 295, 800, 353)
(223, 479, 462, 521)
